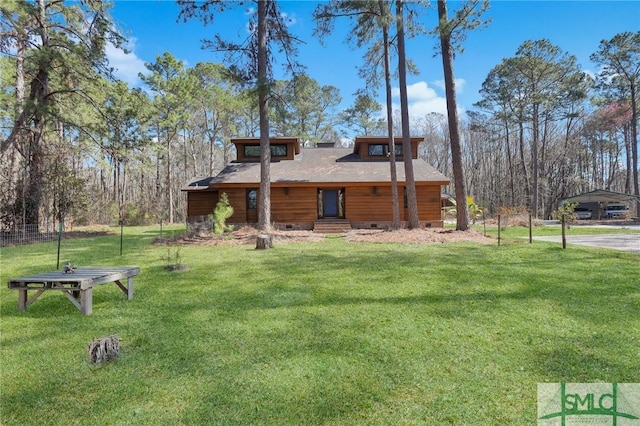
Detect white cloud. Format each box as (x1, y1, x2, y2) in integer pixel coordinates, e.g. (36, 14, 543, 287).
(391, 81, 448, 118)
(432, 78, 466, 94)
(105, 39, 147, 86)
(390, 80, 466, 122)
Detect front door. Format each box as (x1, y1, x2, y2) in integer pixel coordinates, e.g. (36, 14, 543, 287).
(324, 190, 339, 217)
(318, 189, 344, 218)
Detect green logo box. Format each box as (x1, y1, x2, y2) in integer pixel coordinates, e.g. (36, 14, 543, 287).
(538, 383, 640, 425)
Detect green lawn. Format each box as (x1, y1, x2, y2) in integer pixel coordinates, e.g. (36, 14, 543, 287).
(1, 226, 638, 425)
(473, 221, 640, 245)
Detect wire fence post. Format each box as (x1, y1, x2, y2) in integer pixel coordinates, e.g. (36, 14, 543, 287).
(561, 213, 567, 249)
(56, 220, 63, 269)
(119, 220, 124, 256)
(498, 214, 501, 246)
(529, 214, 533, 244)
(482, 210, 486, 237)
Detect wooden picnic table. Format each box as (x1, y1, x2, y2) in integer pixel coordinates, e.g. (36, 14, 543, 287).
(7, 266, 140, 315)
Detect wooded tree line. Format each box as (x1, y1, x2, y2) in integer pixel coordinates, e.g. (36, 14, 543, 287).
(1, 1, 638, 231)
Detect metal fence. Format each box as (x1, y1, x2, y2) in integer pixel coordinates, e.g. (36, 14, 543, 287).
(1, 223, 61, 247)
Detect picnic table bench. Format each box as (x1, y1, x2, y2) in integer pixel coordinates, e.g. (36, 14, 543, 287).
(7, 266, 140, 315)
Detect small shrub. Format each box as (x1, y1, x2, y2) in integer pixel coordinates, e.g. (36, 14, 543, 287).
(211, 192, 234, 235)
(551, 201, 578, 222)
(162, 247, 188, 271)
(467, 197, 484, 224)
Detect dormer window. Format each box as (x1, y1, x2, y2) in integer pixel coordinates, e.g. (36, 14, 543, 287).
(232, 137, 300, 162)
(243, 144, 288, 158)
(243, 145, 260, 157)
(272, 144, 287, 156)
(367, 144, 403, 157)
(353, 137, 420, 160)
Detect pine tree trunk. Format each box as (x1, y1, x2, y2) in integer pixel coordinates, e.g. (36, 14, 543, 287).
(438, 0, 469, 231)
(630, 86, 639, 218)
(257, 0, 272, 234)
(167, 136, 174, 223)
(395, 0, 419, 229)
(23, 1, 50, 229)
(381, 1, 401, 230)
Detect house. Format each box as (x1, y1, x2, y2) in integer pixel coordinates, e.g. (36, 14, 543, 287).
(182, 136, 450, 231)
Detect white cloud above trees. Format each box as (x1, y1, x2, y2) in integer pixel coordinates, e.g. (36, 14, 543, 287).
(105, 40, 147, 86)
(391, 80, 466, 121)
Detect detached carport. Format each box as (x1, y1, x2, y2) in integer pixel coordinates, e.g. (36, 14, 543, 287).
(562, 189, 639, 220)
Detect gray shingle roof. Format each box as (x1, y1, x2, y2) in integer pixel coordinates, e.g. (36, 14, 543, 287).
(188, 148, 449, 188)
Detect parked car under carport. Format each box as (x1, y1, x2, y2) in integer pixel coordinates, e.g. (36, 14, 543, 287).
(604, 204, 630, 219)
(574, 207, 592, 220)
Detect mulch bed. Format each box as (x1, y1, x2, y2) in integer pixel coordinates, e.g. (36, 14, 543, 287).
(167, 226, 493, 246)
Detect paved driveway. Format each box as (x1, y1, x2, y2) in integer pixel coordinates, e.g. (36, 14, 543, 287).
(534, 234, 640, 253)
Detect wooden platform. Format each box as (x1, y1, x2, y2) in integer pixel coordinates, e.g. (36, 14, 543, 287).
(7, 266, 140, 315)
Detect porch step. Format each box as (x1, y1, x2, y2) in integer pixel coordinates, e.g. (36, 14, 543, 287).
(313, 219, 352, 234)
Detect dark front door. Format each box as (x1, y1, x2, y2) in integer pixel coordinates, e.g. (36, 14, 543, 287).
(323, 189, 339, 217)
(318, 189, 344, 219)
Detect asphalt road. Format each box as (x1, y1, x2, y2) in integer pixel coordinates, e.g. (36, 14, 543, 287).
(534, 233, 640, 253)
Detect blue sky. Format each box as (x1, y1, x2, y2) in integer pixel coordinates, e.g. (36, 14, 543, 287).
(107, 0, 640, 121)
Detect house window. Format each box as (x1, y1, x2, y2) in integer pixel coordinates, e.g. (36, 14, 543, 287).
(368, 144, 385, 156)
(368, 144, 403, 157)
(271, 144, 287, 156)
(247, 189, 257, 210)
(244, 145, 260, 157)
(243, 144, 288, 157)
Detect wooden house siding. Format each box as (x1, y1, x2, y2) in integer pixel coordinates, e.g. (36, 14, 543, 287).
(271, 187, 318, 223)
(199, 183, 444, 228)
(345, 185, 396, 221)
(346, 184, 443, 224)
(416, 185, 444, 222)
(223, 187, 251, 224)
(187, 191, 218, 217)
